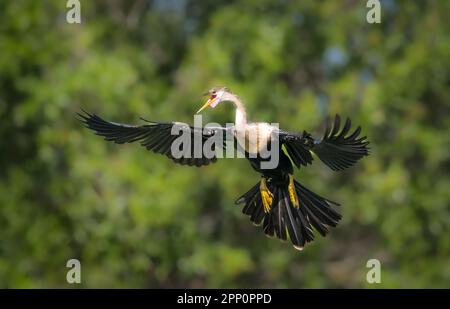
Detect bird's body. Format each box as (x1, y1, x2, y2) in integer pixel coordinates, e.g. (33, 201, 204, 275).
(235, 122, 275, 155)
(79, 87, 369, 250)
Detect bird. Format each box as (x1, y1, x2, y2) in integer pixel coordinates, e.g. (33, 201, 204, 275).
(78, 86, 370, 250)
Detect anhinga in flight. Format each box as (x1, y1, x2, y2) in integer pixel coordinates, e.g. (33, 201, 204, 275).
(79, 87, 369, 250)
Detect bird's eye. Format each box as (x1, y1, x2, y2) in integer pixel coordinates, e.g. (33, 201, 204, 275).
(210, 94, 217, 99)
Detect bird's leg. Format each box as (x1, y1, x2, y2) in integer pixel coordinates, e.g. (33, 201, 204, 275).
(260, 177, 273, 213)
(288, 174, 299, 208)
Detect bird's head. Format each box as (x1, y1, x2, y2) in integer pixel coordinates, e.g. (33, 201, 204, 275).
(196, 86, 233, 113)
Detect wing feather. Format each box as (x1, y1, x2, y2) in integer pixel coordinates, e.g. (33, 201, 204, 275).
(78, 110, 231, 167)
(279, 114, 369, 171)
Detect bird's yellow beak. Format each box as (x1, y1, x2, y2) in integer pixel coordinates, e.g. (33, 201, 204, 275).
(196, 96, 217, 114)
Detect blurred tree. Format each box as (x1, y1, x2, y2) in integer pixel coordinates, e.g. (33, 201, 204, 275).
(0, 0, 448, 288)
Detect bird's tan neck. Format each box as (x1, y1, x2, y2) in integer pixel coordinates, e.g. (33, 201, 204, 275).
(229, 95, 247, 129)
(235, 108, 247, 128)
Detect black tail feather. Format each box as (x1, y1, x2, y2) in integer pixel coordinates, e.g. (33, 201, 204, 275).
(282, 189, 304, 248)
(274, 189, 287, 241)
(263, 211, 275, 237)
(236, 178, 342, 250)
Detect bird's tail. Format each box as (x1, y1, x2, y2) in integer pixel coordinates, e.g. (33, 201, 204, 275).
(235, 176, 341, 250)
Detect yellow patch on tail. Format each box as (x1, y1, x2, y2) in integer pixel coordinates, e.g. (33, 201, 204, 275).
(288, 174, 299, 208)
(260, 178, 273, 213)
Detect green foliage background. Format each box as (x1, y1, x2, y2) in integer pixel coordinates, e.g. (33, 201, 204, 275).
(0, 0, 449, 288)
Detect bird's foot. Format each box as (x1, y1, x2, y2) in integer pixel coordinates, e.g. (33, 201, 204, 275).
(288, 174, 299, 208)
(260, 177, 273, 213)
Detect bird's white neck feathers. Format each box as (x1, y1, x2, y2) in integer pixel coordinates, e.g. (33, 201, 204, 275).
(221, 91, 273, 154)
(221, 92, 247, 129)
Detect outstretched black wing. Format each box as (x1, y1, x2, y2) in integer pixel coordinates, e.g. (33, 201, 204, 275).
(280, 114, 370, 171)
(78, 110, 231, 167)
(312, 115, 370, 171)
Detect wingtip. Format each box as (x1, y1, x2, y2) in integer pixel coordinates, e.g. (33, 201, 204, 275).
(235, 197, 246, 205)
(75, 112, 88, 124)
(79, 107, 91, 116)
(139, 116, 156, 124)
(77, 108, 93, 120)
